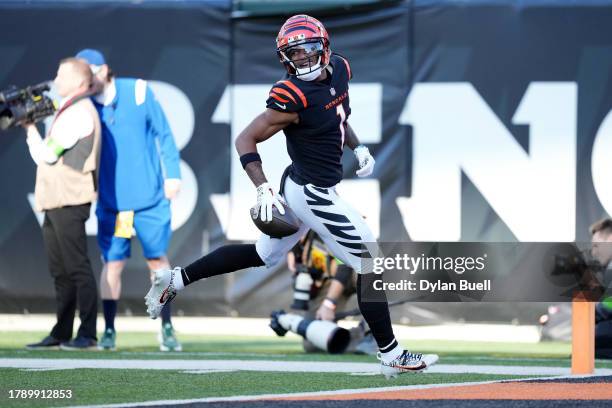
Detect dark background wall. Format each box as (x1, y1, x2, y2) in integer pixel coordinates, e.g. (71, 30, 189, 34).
(1, 0, 610, 323)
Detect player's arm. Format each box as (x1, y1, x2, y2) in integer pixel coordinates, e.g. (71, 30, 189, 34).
(235, 108, 298, 221)
(344, 122, 375, 177)
(344, 123, 361, 151)
(235, 108, 297, 186)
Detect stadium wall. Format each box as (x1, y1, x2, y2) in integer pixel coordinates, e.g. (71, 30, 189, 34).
(1, 0, 611, 323)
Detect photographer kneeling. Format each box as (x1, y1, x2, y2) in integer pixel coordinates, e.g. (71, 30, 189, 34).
(25, 58, 101, 350)
(272, 230, 377, 355)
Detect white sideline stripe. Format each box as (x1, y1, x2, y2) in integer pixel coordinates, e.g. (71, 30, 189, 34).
(62, 373, 609, 408)
(3, 358, 612, 377)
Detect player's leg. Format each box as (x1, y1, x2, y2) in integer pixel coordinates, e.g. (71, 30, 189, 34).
(283, 181, 398, 351)
(145, 223, 308, 315)
(145, 206, 308, 319)
(284, 180, 438, 376)
(146, 257, 172, 321)
(96, 205, 130, 350)
(145, 256, 182, 351)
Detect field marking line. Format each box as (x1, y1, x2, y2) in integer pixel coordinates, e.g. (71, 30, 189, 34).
(2, 358, 612, 376)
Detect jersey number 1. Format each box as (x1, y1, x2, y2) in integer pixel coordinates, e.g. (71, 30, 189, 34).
(336, 104, 346, 147)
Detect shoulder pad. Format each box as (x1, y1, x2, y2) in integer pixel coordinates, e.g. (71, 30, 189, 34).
(332, 54, 352, 81)
(266, 80, 308, 113)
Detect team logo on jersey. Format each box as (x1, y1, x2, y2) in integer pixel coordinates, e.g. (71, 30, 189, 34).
(274, 102, 287, 110)
(330, 87, 336, 96)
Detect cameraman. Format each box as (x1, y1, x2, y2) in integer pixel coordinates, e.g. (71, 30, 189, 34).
(25, 58, 101, 350)
(288, 230, 376, 355)
(590, 218, 612, 359)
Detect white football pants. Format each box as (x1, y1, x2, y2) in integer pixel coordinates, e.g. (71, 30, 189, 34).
(255, 176, 375, 273)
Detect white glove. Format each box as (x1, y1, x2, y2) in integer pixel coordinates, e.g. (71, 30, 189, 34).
(354, 145, 375, 177)
(256, 182, 285, 222)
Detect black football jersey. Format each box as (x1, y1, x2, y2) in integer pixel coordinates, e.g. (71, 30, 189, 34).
(266, 53, 353, 188)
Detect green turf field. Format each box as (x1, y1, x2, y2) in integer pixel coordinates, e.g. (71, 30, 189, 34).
(0, 332, 610, 407)
(0, 369, 528, 407)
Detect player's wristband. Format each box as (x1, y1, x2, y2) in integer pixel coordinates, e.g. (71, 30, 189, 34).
(240, 152, 262, 169)
(323, 298, 337, 310)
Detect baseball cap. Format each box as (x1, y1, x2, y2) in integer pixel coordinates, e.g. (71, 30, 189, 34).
(75, 48, 106, 67)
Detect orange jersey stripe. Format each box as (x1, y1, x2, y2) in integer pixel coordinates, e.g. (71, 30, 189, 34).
(272, 87, 297, 104)
(280, 80, 308, 108)
(340, 57, 352, 79)
(270, 93, 289, 103)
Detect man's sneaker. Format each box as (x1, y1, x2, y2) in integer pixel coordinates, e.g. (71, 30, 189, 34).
(379, 350, 439, 379)
(158, 322, 182, 352)
(98, 328, 116, 351)
(145, 267, 179, 319)
(26, 335, 61, 350)
(59, 337, 97, 351)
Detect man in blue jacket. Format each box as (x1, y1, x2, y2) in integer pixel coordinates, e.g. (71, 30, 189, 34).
(76, 49, 182, 351)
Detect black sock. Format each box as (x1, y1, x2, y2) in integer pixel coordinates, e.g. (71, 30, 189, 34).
(102, 300, 117, 331)
(357, 274, 397, 352)
(160, 302, 172, 325)
(182, 244, 264, 286)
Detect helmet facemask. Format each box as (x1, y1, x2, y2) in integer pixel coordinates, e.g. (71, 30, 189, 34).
(279, 40, 327, 81)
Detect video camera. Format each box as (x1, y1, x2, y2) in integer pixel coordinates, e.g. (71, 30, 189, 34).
(0, 82, 56, 131)
(553, 248, 603, 277)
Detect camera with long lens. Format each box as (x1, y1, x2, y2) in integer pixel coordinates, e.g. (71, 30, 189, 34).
(552, 246, 606, 299)
(290, 264, 323, 311)
(0, 82, 56, 131)
(553, 248, 603, 277)
(269, 310, 350, 354)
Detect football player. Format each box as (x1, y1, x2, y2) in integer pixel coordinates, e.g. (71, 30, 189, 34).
(145, 14, 438, 377)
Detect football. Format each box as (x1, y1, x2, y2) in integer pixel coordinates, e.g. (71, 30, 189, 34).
(250, 204, 300, 238)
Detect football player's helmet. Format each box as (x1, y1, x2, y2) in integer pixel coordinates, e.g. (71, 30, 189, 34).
(276, 15, 331, 81)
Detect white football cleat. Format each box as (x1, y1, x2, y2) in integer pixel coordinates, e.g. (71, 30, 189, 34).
(145, 267, 179, 319)
(379, 351, 439, 379)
